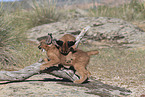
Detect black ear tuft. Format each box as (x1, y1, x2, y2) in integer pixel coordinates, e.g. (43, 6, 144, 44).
(56, 40, 63, 46)
(48, 33, 53, 39)
(48, 33, 52, 36)
(68, 41, 76, 47)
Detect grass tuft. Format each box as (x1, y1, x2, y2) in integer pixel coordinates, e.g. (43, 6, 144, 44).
(21, 0, 64, 28)
(0, 0, 65, 70)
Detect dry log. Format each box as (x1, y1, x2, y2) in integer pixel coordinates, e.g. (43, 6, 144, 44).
(0, 60, 79, 81)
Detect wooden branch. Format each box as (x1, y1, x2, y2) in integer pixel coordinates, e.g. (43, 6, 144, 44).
(75, 26, 91, 48)
(0, 62, 41, 81)
(0, 60, 79, 81)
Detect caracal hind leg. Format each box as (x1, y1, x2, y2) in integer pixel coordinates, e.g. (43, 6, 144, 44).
(73, 65, 88, 84)
(75, 69, 91, 79)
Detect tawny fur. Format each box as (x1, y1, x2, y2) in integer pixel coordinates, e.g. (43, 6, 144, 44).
(65, 50, 99, 64)
(38, 34, 99, 84)
(57, 34, 76, 55)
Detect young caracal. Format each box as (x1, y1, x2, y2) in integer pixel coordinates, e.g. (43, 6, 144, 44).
(38, 33, 99, 84)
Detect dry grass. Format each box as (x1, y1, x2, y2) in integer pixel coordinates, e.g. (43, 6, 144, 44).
(79, 44, 145, 96)
(89, 0, 145, 21)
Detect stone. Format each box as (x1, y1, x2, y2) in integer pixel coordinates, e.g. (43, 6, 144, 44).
(28, 17, 145, 48)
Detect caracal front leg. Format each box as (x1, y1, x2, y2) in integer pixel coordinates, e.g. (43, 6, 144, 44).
(40, 61, 58, 70)
(40, 56, 60, 70)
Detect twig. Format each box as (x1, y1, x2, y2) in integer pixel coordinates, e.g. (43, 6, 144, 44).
(75, 26, 91, 48)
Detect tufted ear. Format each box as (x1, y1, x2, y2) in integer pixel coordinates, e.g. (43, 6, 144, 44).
(48, 33, 52, 35)
(48, 33, 53, 38)
(56, 40, 63, 47)
(67, 41, 76, 47)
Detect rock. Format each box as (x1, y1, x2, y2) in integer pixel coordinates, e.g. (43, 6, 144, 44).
(28, 17, 145, 48)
